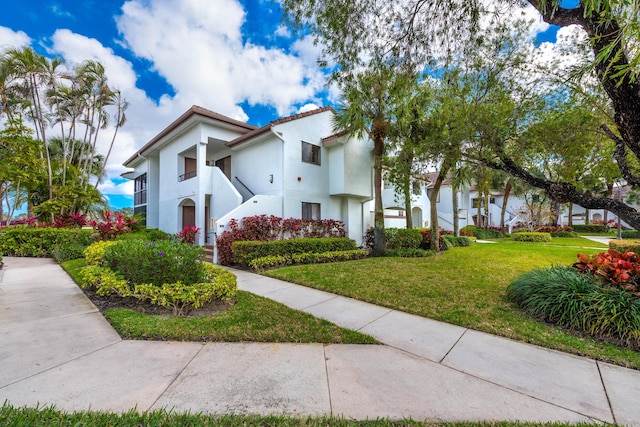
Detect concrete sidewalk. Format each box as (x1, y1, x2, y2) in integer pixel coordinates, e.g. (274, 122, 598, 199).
(1, 257, 639, 424)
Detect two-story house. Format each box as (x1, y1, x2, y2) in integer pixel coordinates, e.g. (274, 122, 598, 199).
(122, 106, 374, 253)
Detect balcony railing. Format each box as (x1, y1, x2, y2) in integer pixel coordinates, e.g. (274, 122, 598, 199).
(178, 170, 197, 182)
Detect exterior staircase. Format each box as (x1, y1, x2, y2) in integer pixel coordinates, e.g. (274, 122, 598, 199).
(204, 244, 214, 263)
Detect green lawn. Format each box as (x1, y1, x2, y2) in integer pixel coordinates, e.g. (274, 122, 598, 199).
(264, 237, 640, 369)
(0, 404, 597, 426)
(61, 259, 376, 344)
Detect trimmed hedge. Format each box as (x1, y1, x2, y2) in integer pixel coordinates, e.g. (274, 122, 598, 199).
(572, 224, 609, 233)
(248, 249, 368, 270)
(443, 235, 473, 247)
(385, 228, 423, 249)
(513, 232, 552, 242)
(621, 230, 640, 239)
(232, 237, 358, 267)
(609, 239, 640, 254)
(550, 231, 579, 238)
(507, 266, 640, 344)
(385, 248, 436, 258)
(0, 227, 94, 257)
(461, 225, 506, 239)
(51, 243, 89, 263)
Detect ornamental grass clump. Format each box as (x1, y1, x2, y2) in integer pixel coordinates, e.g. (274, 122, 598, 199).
(507, 266, 640, 344)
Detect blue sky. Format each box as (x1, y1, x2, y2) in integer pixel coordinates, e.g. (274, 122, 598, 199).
(0, 0, 567, 211)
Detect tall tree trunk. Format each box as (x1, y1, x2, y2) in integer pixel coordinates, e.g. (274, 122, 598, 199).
(585, 208, 590, 225)
(568, 203, 573, 227)
(431, 161, 452, 251)
(403, 177, 413, 229)
(500, 182, 512, 231)
(453, 189, 459, 237)
(372, 130, 386, 256)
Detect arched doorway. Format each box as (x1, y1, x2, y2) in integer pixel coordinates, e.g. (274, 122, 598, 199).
(179, 199, 196, 230)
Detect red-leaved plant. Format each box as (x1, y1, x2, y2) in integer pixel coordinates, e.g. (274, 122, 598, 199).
(177, 225, 199, 244)
(52, 213, 87, 228)
(573, 249, 640, 296)
(91, 211, 137, 240)
(215, 215, 346, 265)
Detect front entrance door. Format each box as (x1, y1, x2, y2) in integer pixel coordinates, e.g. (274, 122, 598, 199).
(182, 205, 195, 229)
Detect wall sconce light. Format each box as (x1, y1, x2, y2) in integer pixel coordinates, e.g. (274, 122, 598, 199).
(269, 174, 273, 183)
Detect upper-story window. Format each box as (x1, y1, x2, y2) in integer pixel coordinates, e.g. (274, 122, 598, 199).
(134, 173, 147, 206)
(412, 181, 422, 195)
(301, 141, 321, 165)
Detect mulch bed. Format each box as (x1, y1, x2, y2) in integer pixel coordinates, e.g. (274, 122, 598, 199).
(81, 287, 235, 318)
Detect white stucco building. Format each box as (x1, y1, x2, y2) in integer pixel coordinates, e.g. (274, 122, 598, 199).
(122, 106, 374, 252)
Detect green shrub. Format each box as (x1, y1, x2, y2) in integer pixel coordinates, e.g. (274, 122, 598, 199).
(473, 229, 505, 239)
(385, 248, 436, 258)
(572, 224, 609, 233)
(115, 228, 172, 242)
(84, 240, 118, 266)
(621, 230, 640, 239)
(51, 243, 88, 263)
(512, 232, 552, 242)
(507, 266, 640, 344)
(0, 227, 94, 257)
(443, 235, 473, 247)
(249, 249, 368, 270)
(609, 239, 640, 254)
(134, 265, 236, 316)
(232, 237, 357, 267)
(104, 239, 206, 287)
(0, 252, 3, 264)
(80, 253, 237, 316)
(79, 265, 131, 297)
(385, 228, 422, 249)
(550, 231, 579, 238)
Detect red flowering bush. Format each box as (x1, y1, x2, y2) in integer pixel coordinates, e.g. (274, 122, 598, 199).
(215, 215, 346, 265)
(91, 211, 137, 240)
(573, 249, 640, 296)
(52, 213, 87, 228)
(534, 225, 574, 233)
(177, 225, 199, 244)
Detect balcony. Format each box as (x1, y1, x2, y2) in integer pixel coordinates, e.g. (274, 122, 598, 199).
(178, 170, 197, 182)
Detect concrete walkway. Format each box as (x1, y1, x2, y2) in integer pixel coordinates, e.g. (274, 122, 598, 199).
(1, 257, 639, 424)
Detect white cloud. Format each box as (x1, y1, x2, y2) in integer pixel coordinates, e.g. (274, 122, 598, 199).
(0, 26, 31, 50)
(297, 103, 320, 113)
(97, 179, 134, 196)
(115, 0, 325, 119)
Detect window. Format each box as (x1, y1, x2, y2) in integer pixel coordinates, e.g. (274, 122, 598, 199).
(301, 141, 321, 165)
(134, 173, 147, 206)
(412, 181, 422, 195)
(302, 202, 321, 220)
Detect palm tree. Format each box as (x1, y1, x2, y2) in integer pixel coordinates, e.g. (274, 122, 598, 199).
(333, 64, 414, 256)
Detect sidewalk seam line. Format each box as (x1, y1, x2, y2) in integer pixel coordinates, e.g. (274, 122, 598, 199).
(438, 328, 468, 364)
(355, 308, 394, 332)
(322, 344, 333, 417)
(0, 338, 122, 391)
(596, 361, 618, 425)
(149, 344, 206, 411)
